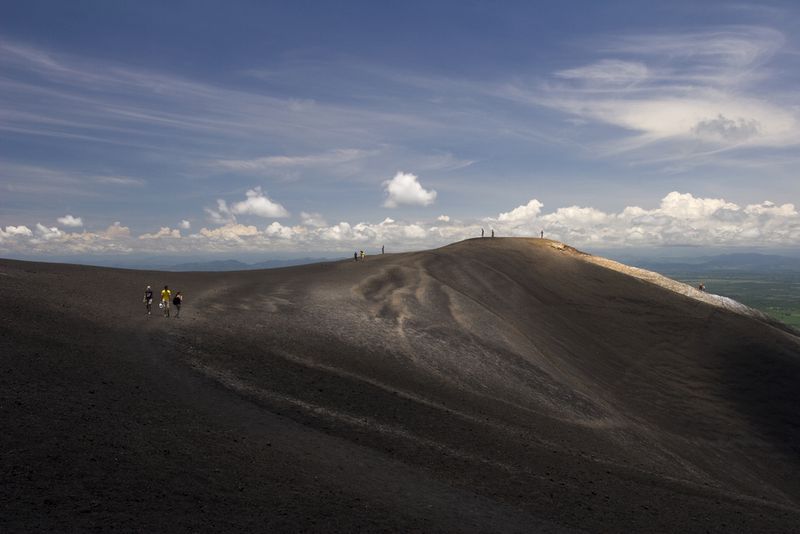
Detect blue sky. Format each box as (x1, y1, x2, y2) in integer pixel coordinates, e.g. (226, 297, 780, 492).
(1, 1, 799, 260)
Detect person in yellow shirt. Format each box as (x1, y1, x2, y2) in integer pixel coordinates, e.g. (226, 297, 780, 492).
(161, 285, 172, 317)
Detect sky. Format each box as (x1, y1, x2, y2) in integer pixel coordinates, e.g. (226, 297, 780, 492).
(1, 0, 799, 262)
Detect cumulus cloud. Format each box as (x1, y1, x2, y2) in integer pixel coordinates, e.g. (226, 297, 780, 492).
(383, 172, 437, 208)
(657, 191, 738, 219)
(139, 227, 181, 240)
(3, 192, 799, 255)
(57, 214, 83, 227)
(498, 199, 543, 222)
(2, 225, 33, 237)
(437, 215, 450, 222)
(265, 221, 300, 240)
(34, 223, 63, 241)
(197, 223, 260, 242)
(0, 225, 33, 243)
(104, 221, 131, 238)
(692, 114, 760, 142)
(300, 212, 327, 227)
(205, 199, 235, 225)
(179, 219, 191, 230)
(230, 187, 289, 218)
(492, 192, 799, 247)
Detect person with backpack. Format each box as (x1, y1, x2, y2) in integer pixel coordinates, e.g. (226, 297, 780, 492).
(143, 285, 154, 315)
(173, 291, 183, 318)
(161, 285, 172, 317)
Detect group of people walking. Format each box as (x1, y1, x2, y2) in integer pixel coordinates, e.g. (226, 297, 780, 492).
(354, 245, 385, 261)
(143, 285, 183, 317)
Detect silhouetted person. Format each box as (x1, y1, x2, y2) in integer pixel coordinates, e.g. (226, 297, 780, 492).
(173, 291, 183, 318)
(491, 229, 494, 238)
(381, 245, 385, 254)
(540, 230, 544, 238)
(143, 285, 153, 315)
(354, 251, 358, 262)
(161, 285, 171, 317)
(698, 283, 706, 292)
(481, 228, 484, 238)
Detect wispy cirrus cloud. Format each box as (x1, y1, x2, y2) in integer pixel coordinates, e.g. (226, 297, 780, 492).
(216, 148, 371, 171)
(505, 26, 800, 163)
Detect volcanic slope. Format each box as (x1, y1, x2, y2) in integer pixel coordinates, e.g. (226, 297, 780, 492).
(3, 238, 800, 532)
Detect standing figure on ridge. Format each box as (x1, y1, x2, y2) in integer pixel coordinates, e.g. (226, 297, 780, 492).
(491, 229, 494, 238)
(481, 228, 485, 238)
(540, 230, 544, 239)
(143, 285, 154, 315)
(354, 251, 358, 262)
(161, 285, 172, 317)
(360, 250, 365, 261)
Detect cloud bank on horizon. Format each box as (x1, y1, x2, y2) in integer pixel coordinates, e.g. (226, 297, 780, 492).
(2, 191, 798, 256)
(0, 1, 799, 258)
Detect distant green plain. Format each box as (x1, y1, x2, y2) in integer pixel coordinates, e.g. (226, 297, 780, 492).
(663, 271, 800, 328)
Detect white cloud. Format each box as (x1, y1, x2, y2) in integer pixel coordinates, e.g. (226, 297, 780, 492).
(0, 225, 33, 242)
(179, 219, 191, 229)
(657, 191, 739, 219)
(229, 187, 289, 218)
(93, 175, 146, 187)
(57, 214, 83, 227)
(205, 199, 235, 225)
(515, 26, 800, 163)
(556, 59, 649, 86)
(3, 192, 799, 255)
(437, 215, 450, 222)
(498, 199, 543, 222)
(104, 221, 130, 238)
(300, 212, 327, 227)
(265, 221, 300, 239)
(601, 26, 784, 69)
(216, 149, 369, 171)
(139, 227, 181, 240)
(383, 172, 437, 208)
(34, 223, 63, 241)
(3, 225, 33, 237)
(197, 223, 260, 242)
(491, 192, 800, 247)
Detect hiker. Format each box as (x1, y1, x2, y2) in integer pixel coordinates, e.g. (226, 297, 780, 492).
(360, 250, 365, 260)
(481, 228, 484, 238)
(161, 285, 172, 317)
(143, 285, 154, 315)
(540, 230, 544, 239)
(381, 245, 385, 254)
(491, 229, 494, 238)
(354, 251, 358, 262)
(173, 291, 183, 318)
(698, 283, 705, 292)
